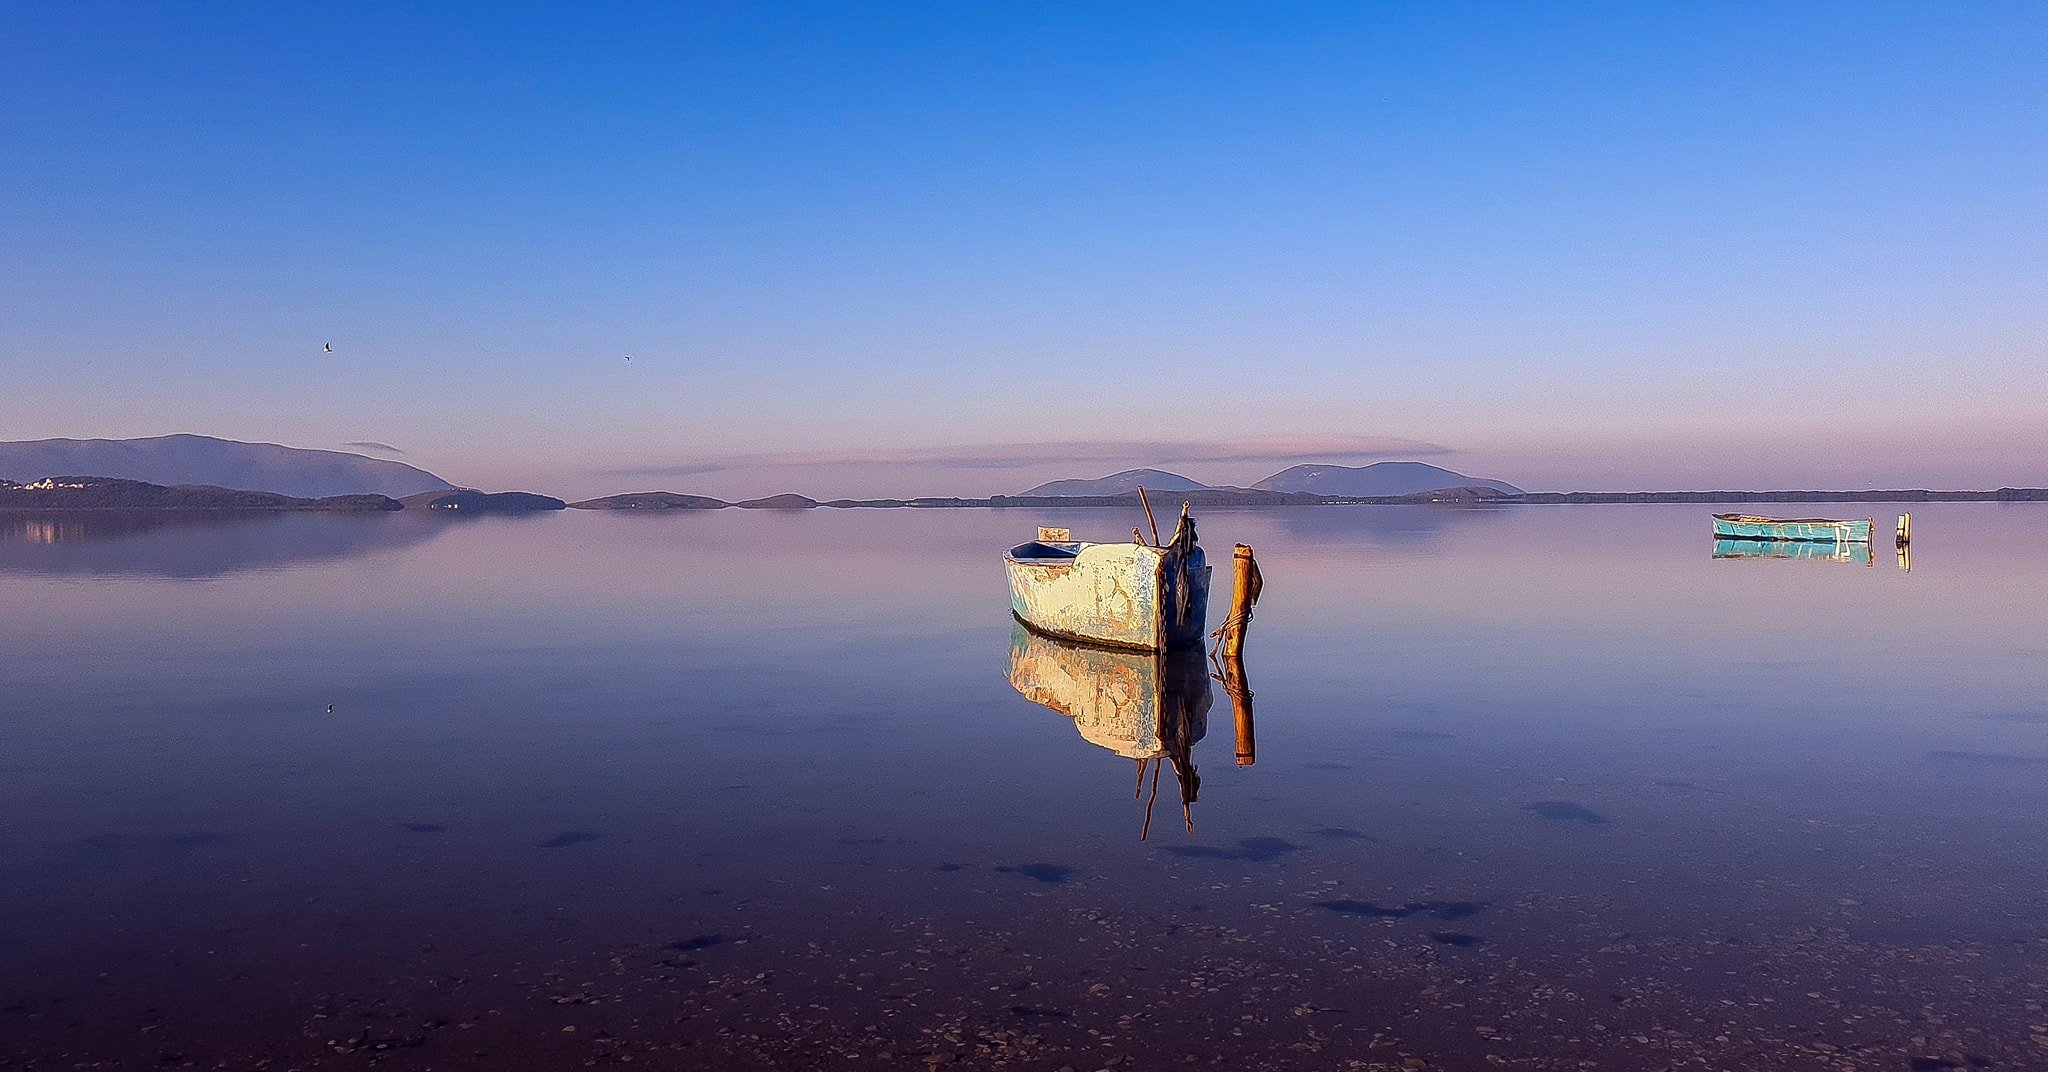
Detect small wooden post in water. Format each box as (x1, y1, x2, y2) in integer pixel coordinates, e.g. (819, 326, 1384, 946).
(1212, 544, 1263, 766)
(1221, 544, 1262, 660)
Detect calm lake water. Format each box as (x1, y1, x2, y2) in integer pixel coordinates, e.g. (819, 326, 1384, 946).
(3, 504, 2046, 1071)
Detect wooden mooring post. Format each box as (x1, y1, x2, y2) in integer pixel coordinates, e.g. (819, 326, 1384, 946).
(1221, 544, 1261, 659)
(1214, 543, 1262, 766)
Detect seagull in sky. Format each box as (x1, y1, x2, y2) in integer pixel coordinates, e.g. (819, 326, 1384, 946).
(323, 342, 333, 354)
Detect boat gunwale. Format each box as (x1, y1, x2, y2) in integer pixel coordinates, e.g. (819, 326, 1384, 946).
(1711, 513, 1875, 526)
(1009, 611, 1171, 654)
(1004, 540, 1163, 566)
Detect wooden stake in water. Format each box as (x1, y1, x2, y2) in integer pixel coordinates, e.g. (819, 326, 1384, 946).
(1222, 544, 1262, 660)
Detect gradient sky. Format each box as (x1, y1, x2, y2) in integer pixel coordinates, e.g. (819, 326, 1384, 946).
(2, 3, 2043, 498)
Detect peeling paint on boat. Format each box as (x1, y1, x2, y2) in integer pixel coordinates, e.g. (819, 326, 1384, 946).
(1711, 514, 1874, 543)
(1005, 539, 1210, 651)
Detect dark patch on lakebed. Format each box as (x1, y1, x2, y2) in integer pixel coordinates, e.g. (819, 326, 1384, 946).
(667, 934, 725, 952)
(994, 863, 1072, 885)
(1522, 800, 1610, 824)
(1429, 931, 1481, 947)
(1315, 899, 1488, 921)
(1308, 826, 1375, 841)
(1161, 837, 1300, 862)
(538, 831, 604, 848)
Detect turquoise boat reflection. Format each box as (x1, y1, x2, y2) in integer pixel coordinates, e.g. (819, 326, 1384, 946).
(1713, 538, 1872, 565)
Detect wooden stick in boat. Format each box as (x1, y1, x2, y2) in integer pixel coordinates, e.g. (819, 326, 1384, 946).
(1137, 485, 1161, 546)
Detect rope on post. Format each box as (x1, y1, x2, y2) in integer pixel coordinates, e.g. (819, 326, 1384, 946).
(1208, 544, 1261, 659)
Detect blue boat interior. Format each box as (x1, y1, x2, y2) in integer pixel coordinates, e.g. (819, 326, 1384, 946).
(1008, 541, 1081, 561)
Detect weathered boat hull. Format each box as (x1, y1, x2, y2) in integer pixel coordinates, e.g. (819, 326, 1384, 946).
(1713, 538, 1872, 565)
(1005, 622, 1210, 760)
(1711, 515, 1873, 543)
(1005, 541, 1210, 651)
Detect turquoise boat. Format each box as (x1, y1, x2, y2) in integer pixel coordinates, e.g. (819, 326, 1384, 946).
(1713, 538, 1872, 565)
(1711, 513, 1873, 543)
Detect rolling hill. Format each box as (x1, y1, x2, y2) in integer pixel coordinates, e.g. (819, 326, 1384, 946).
(1252, 462, 1521, 497)
(1019, 469, 1210, 496)
(0, 435, 455, 498)
(569, 492, 731, 510)
(0, 477, 401, 511)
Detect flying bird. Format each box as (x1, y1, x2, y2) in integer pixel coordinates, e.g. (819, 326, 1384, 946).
(323, 342, 333, 353)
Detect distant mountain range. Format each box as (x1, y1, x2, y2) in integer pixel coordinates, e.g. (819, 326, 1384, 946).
(1020, 469, 1210, 496)
(1018, 462, 1521, 498)
(0, 435, 455, 498)
(567, 492, 822, 510)
(1253, 462, 1521, 496)
(0, 477, 401, 511)
(570, 492, 731, 510)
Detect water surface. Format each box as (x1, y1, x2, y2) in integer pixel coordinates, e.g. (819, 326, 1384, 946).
(2, 503, 2045, 1070)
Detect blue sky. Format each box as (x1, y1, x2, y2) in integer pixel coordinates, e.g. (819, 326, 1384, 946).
(2, 3, 2042, 497)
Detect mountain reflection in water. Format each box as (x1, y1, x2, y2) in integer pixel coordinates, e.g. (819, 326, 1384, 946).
(0, 510, 452, 578)
(1006, 622, 1255, 838)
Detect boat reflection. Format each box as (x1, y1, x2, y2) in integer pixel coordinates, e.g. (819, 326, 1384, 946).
(1008, 622, 1258, 838)
(1712, 537, 1872, 566)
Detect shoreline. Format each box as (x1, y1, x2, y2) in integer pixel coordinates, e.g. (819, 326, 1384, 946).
(4, 486, 2046, 514)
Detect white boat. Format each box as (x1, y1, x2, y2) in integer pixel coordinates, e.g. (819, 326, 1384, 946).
(1003, 504, 1210, 651)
